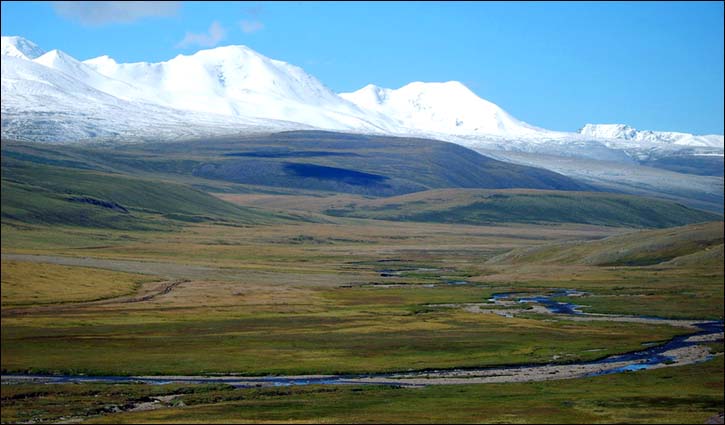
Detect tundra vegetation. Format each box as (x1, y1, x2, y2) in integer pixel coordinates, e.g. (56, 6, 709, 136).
(1, 134, 722, 423)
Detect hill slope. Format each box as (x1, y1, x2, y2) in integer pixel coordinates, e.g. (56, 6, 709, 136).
(1, 131, 591, 197)
(1, 156, 283, 230)
(323, 188, 721, 228)
(486, 221, 724, 266)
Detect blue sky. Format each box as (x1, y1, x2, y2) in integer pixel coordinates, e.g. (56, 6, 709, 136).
(2, 1, 723, 134)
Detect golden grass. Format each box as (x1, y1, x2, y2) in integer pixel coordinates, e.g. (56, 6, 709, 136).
(1, 260, 151, 306)
(1, 219, 721, 375)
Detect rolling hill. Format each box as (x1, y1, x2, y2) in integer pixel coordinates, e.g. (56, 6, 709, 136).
(1, 131, 590, 198)
(486, 221, 724, 266)
(1, 155, 284, 230)
(4, 132, 719, 231)
(322, 188, 721, 228)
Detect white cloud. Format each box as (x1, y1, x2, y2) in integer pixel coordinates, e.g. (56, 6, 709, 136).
(176, 21, 226, 48)
(240, 20, 264, 34)
(51, 1, 180, 26)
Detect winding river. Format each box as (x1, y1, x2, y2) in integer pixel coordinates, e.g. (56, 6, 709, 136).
(3, 290, 723, 388)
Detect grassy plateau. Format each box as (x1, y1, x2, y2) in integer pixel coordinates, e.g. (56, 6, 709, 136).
(1, 133, 723, 423)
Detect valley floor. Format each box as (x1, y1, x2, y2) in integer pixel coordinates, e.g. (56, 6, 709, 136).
(1, 217, 723, 423)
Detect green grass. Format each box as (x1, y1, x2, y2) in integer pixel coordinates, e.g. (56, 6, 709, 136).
(1, 148, 721, 424)
(2, 357, 721, 424)
(477, 265, 724, 320)
(324, 189, 721, 228)
(1, 157, 286, 230)
(1, 179, 166, 231)
(1, 284, 689, 376)
(2, 218, 720, 376)
(1, 383, 233, 424)
(1, 133, 588, 199)
(543, 267, 724, 319)
(488, 221, 724, 266)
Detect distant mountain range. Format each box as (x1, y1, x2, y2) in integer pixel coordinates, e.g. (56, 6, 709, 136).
(2, 36, 722, 153)
(2, 35, 722, 212)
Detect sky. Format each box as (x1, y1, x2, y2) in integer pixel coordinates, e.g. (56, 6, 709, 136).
(1, 1, 723, 135)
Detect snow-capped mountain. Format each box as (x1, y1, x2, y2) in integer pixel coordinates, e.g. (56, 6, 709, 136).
(1, 35, 722, 162)
(580, 123, 724, 148)
(81, 45, 401, 133)
(339, 81, 558, 138)
(1, 36, 402, 142)
(1, 36, 45, 60)
(2, 35, 722, 212)
(32, 49, 155, 103)
(1, 48, 305, 142)
(339, 82, 723, 164)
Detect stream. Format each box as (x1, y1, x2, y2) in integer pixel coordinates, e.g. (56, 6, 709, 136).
(3, 290, 723, 388)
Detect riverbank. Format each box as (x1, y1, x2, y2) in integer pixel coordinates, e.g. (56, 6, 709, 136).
(4, 290, 722, 388)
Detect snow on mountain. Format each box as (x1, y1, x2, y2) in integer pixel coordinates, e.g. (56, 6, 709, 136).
(32, 49, 156, 103)
(1, 34, 722, 166)
(2, 54, 124, 110)
(1, 36, 45, 60)
(1, 54, 302, 143)
(338, 82, 661, 164)
(580, 123, 640, 140)
(2, 35, 722, 211)
(580, 123, 724, 149)
(82, 45, 401, 133)
(340, 81, 560, 138)
(2, 37, 402, 142)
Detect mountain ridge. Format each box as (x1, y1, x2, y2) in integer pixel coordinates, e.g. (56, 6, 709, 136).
(1, 36, 46, 60)
(339, 81, 557, 138)
(3, 35, 721, 151)
(579, 123, 723, 148)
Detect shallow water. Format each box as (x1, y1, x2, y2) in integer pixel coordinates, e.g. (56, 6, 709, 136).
(487, 291, 723, 376)
(3, 290, 722, 388)
(491, 290, 585, 315)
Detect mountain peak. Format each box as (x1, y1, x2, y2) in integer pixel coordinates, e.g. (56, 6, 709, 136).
(403, 80, 469, 90)
(345, 84, 390, 106)
(74, 41, 399, 132)
(36, 49, 72, 62)
(580, 123, 724, 148)
(33, 49, 93, 79)
(341, 80, 544, 137)
(1, 35, 46, 60)
(4, 36, 719, 150)
(194, 43, 256, 54)
(85, 54, 117, 64)
(174, 44, 272, 65)
(580, 123, 638, 140)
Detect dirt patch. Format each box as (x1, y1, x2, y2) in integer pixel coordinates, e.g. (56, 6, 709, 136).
(2, 279, 188, 317)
